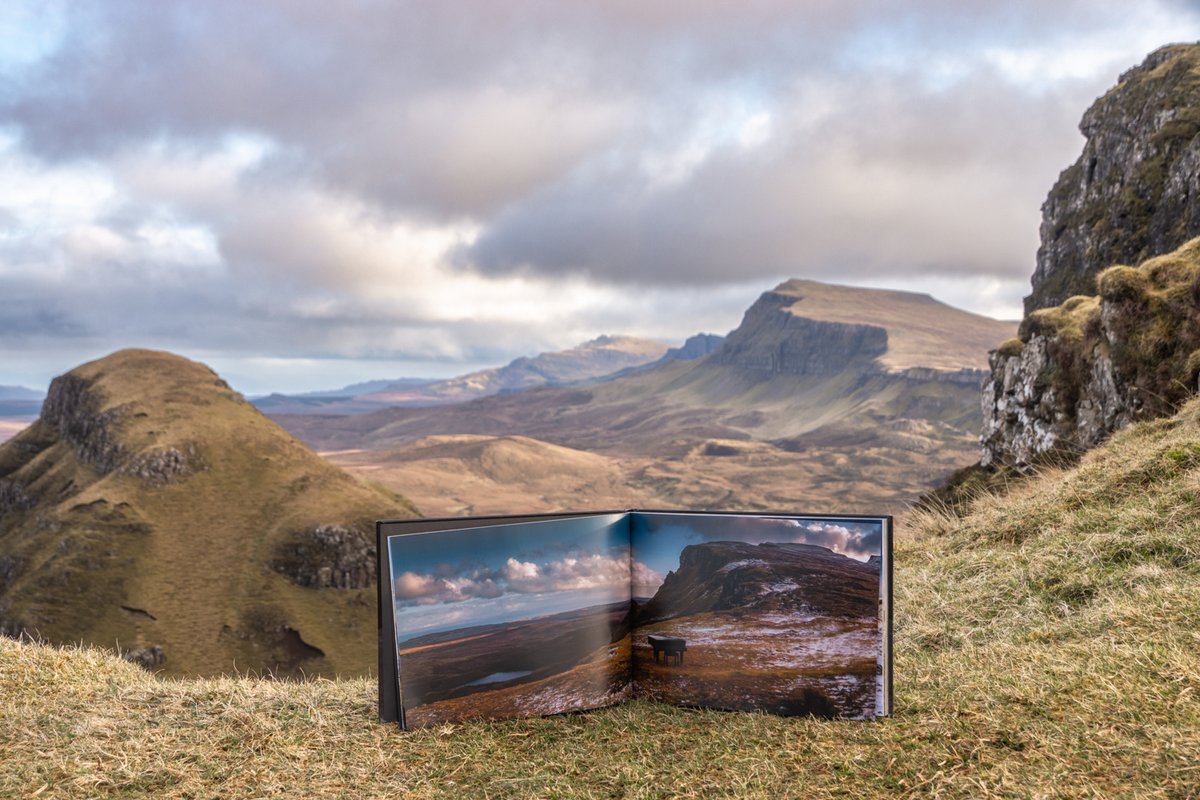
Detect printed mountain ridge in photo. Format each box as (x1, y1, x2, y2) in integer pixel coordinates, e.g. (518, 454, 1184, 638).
(636, 541, 878, 623)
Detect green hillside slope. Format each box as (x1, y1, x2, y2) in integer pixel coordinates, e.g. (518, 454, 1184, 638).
(3, 397, 1197, 797)
(0, 349, 418, 678)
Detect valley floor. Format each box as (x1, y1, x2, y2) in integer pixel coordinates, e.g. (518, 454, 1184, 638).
(0, 418, 30, 445)
(323, 428, 976, 518)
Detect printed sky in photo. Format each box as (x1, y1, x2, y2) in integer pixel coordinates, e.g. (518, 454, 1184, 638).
(389, 513, 631, 640)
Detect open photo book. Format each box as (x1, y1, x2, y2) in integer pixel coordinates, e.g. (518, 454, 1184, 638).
(377, 510, 892, 729)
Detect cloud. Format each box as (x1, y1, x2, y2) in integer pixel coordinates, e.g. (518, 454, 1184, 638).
(393, 569, 504, 606)
(631, 560, 667, 598)
(794, 521, 882, 561)
(2, 1, 1198, 388)
(466, 67, 1090, 286)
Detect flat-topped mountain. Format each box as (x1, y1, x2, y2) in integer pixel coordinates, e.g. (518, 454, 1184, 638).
(724, 280, 1015, 373)
(637, 541, 877, 624)
(0, 349, 417, 677)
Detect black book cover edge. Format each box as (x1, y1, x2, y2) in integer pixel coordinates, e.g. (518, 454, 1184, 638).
(377, 509, 894, 725)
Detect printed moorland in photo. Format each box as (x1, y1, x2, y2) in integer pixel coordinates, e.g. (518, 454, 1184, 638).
(388, 515, 633, 727)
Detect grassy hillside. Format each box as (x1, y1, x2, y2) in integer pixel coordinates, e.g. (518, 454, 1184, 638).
(0, 349, 417, 678)
(4, 397, 1198, 797)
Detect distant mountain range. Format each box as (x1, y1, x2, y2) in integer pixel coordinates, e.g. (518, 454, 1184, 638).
(0, 386, 44, 426)
(0, 349, 417, 678)
(0, 386, 44, 402)
(251, 335, 677, 415)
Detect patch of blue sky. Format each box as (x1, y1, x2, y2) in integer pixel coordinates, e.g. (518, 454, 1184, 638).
(0, 1, 66, 74)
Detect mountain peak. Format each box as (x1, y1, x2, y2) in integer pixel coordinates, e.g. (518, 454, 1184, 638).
(0, 349, 417, 678)
(361, 335, 670, 406)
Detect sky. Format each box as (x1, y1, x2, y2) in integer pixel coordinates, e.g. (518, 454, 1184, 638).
(2, 2, 1199, 394)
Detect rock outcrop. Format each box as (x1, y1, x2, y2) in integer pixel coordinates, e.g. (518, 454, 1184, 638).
(661, 333, 725, 362)
(710, 290, 888, 376)
(1028, 43, 1200, 312)
(121, 445, 201, 485)
(273, 524, 376, 589)
(121, 644, 166, 670)
(39, 373, 125, 473)
(982, 239, 1200, 467)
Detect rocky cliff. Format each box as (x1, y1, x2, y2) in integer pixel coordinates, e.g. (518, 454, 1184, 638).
(0, 349, 417, 677)
(637, 540, 877, 623)
(1028, 43, 1200, 312)
(982, 238, 1200, 467)
(662, 333, 725, 362)
(710, 290, 889, 376)
(711, 279, 1015, 376)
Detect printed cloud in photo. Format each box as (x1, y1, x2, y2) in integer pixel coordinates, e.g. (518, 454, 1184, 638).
(394, 549, 634, 606)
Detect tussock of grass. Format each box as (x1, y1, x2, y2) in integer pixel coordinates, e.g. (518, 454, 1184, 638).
(1018, 295, 1099, 342)
(5, 403, 1200, 797)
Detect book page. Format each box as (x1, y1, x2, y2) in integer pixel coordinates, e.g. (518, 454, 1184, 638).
(629, 512, 886, 718)
(386, 513, 633, 728)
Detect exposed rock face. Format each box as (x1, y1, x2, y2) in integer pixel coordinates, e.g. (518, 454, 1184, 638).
(982, 241, 1200, 467)
(637, 541, 877, 624)
(40, 374, 124, 473)
(121, 445, 199, 485)
(662, 333, 725, 362)
(121, 644, 166, 670)
(1028, 44, 1200, 312)
(885, 366, 988, 387)
(273, 524, 376, 589)
(710, 291, 888, 375)
(0, 479, 33, 512)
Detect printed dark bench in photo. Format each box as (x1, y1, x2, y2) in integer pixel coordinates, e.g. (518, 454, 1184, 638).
(647, 635, 686, 666)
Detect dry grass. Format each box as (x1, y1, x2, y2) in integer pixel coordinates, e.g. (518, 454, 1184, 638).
(6, 399, 1200, 797)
